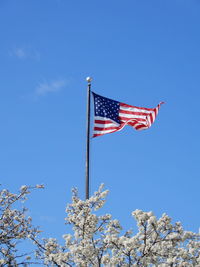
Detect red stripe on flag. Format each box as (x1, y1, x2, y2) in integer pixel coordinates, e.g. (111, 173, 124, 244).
(94, 119, 115, 124)
(120, 102, 153, 111)
(119, 109, 150, 116)
(119, 116, 147, 122)
(94, 126, 120, 131)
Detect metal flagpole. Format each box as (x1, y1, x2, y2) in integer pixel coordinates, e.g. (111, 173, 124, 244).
(85, 77, 92, 200)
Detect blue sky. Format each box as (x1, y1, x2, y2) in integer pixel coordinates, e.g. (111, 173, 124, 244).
(0, 0, 200, 244)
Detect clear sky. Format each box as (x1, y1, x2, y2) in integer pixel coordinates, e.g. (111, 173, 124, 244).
(0, 0, 200, 245)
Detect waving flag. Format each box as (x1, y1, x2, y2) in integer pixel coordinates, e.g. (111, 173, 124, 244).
(92, 92, 164, 137)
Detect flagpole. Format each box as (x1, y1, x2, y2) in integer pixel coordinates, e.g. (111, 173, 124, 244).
(85, 77, 92, 200)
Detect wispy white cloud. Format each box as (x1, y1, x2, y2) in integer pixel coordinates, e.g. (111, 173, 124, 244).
(13, 48, 26, 59)
(35, 79, 67, 96)
(9, 46, 41, 61)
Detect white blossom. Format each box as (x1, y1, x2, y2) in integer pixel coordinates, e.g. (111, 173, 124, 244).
(35, 185, 200, 266)
(0, 185, 43, 266)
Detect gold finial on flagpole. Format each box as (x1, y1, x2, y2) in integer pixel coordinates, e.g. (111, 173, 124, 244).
(86, 77, 92, 83)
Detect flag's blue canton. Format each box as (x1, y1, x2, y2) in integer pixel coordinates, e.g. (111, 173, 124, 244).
(93, 93, 120, 124)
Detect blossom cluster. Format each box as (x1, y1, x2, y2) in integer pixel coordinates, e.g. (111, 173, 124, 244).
(0, 185, 44, 266)
(36, 185, 200, 267)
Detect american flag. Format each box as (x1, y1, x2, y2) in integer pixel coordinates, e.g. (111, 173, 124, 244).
(92, 92, 164, 137)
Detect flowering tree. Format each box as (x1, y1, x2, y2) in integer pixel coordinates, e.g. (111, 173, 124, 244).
(36, 185, 200, 267)
(0, 185, 44, 266)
